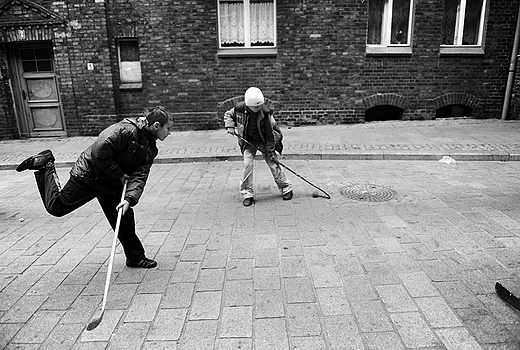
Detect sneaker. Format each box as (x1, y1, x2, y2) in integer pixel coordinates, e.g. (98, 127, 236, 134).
(282, 190, 293, 201)
(16, 149, 55, 172)
(126, 257, 157, 269)
(243, 197, 255, 207)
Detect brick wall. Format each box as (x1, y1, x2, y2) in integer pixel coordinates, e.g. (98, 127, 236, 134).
(103, 0, 519, 127)
(83, 112, 219, 134)
(47, 0, 117, 137)
(1, 0, 519, 139)
(0, 71, 18, 139)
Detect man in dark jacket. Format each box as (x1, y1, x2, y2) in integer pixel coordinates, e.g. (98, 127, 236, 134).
(16, 106, 174, 269)
(224, 87, 292, 206)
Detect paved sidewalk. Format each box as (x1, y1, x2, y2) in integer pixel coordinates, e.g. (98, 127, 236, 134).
(2, 118, 520, 349)
(1, 118, 520, 170)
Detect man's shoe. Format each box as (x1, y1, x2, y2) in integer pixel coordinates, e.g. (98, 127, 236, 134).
(126, 257, 157, 269)
(243, 197, 255, 207)
(16, 149, 55, 172)
(282, 190, 293, 201)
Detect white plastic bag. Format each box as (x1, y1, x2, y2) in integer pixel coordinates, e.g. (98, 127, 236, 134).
(439, 156, 456, 164)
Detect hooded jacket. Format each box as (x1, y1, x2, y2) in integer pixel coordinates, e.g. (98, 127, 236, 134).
(70, 118, 158, 206)
(223, 102, 283, 154)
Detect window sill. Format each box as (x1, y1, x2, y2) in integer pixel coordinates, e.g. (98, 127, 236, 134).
(217, 48, 277, 58)
(119, 83, 142, 90)
(366, 46, 412, 56)
(439, 46, 484, 56)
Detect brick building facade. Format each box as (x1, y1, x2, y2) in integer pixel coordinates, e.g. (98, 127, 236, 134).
(0, 0, 519, 139)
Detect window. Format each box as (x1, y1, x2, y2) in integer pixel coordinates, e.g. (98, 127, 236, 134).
(20, 47, 53, 72)
(441, 0, 487, 54)
(365, 105, 404, 122)
(367, 0, 413, 55)
(218, 0, 276, 56)
(436, 104, 473, 118)
(118, 39, 142, 88)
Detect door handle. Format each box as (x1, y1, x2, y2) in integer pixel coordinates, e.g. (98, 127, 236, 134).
(22, 90, 26, 100)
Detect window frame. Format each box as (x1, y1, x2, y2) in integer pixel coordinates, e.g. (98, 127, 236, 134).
(117, 38, 142, 89)
(19, 47, 54, 73)
(217, 0, 277, 57)
(366, 0, 414, 56)
(439, 0, 488, 55)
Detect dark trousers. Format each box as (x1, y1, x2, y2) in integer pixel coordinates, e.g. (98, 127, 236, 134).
(34, 165, 145, 261)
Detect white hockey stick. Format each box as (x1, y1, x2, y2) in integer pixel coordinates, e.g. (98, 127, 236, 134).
(86, 179, 128, 331)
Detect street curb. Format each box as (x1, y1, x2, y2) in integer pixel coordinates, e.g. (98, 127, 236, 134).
(0, 151, 518, 171)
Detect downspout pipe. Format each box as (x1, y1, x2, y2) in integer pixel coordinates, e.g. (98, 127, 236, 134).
(501, 4, 520, 120)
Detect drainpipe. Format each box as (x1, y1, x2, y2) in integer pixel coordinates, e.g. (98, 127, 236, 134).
(501, 4, 520, 120)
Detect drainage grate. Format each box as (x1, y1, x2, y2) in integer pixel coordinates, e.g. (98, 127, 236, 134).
(339, 184, 396, 202)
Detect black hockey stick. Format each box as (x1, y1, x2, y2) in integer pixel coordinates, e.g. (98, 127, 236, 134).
(231, 132, 331, 199)
(495, 282, 520, 312)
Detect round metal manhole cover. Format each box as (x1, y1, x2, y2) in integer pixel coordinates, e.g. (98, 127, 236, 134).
(339, 184, 397, 202)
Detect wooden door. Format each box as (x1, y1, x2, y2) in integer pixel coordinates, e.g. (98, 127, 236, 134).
(10, 43, 66, 137)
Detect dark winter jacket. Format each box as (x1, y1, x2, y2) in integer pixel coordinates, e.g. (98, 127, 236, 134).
(223, 102, 283, 154)
(70, 118, 158, 206)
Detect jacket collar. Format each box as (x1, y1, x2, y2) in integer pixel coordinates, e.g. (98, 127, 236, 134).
(247, 107, 266, 121)
(124, 118, 157, 140)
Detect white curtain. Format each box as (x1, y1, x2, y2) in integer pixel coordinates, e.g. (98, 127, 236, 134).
(220, 1, 274, 46)
(220, 3, 245, 45)
(250, 2, 274, 45)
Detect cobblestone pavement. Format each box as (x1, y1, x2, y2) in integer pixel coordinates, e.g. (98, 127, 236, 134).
(2, 158, 520, 349)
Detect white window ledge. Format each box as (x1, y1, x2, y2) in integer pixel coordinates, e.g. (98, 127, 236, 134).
(439, 46, 485, 55)
(218, 48, 277, 58)
(119, 83, 142, 90)
(366, 46, 412, 56)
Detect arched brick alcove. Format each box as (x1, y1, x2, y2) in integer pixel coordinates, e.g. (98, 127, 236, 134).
(362, 93, 407, 110)
(431, 93, 479, 110)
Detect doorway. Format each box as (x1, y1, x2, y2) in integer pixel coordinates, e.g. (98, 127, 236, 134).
(7, 42, 66, 137)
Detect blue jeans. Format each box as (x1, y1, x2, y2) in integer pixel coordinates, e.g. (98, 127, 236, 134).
(240, 144, 292, 199)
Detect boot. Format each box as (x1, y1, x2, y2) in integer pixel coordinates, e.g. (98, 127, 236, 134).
(243, 197, 255, 207)
(16, 149, 55, 172)
(282, 190, 293, 201)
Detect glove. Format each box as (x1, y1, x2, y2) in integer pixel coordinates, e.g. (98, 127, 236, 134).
(226, 127, 236, 135)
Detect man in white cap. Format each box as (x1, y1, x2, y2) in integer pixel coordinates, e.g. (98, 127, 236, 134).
(224, 87, 293, 206)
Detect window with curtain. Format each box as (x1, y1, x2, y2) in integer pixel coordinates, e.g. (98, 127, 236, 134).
(442, 0, 486, 46)
(367, 0, 413, 46)
(218, 0, 276, 49)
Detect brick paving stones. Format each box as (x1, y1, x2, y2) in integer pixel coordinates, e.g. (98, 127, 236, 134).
(2, 119, 520, 348)
(2, 161, 520, 348)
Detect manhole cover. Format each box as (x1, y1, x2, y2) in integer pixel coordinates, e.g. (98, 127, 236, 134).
(339, 184, 396, 202)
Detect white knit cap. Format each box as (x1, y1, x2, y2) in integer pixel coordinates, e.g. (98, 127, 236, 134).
(244, 87, 265, 107)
